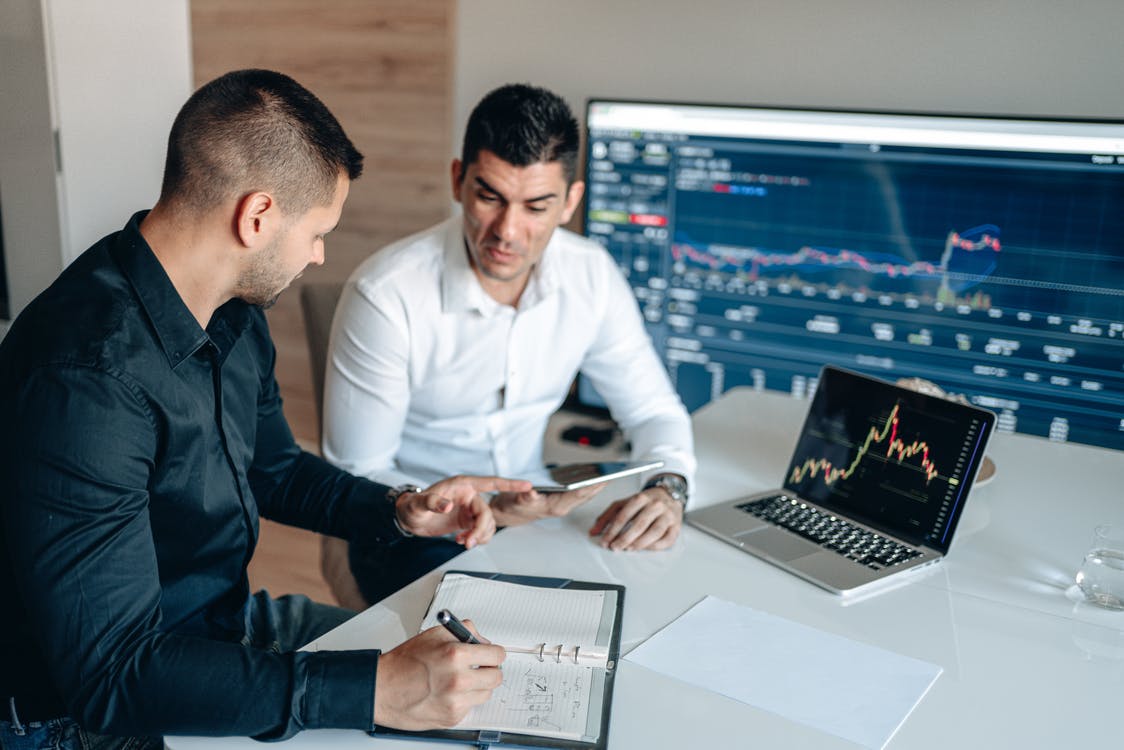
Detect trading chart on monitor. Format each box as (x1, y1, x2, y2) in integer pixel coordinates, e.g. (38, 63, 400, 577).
(581, 101, 1124, 451)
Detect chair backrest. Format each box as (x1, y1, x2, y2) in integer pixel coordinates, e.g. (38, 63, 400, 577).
(298, 281, 345, 429)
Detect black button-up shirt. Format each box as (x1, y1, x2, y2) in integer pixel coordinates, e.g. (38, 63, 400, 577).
(0, 212, 403, 739)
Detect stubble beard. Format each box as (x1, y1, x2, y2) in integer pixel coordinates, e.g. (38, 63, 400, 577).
(236, 237, 292, 309)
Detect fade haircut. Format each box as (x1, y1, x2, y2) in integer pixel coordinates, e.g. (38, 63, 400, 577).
(461, 84, 580, 184)
(159, 69, 363, 216)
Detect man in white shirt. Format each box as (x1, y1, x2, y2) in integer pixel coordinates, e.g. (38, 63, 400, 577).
(322, 84, 695, 605)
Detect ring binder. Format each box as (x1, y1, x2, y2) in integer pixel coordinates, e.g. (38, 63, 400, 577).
(502, 642, 605, 666)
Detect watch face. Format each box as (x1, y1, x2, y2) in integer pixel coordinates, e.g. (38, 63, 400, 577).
(654, 475, 688, 504)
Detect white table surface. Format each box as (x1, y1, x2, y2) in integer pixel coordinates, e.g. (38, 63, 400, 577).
(168, 387, 1124, 749)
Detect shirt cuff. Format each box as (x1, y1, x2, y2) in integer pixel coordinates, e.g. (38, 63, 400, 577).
(337, 481, 411, 545)
(255, 649, 380, 739)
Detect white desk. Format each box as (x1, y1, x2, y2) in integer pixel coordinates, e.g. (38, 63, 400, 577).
(169, 388, 1124, 749)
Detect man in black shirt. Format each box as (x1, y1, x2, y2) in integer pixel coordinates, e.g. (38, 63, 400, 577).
(0, 69, 524, 749)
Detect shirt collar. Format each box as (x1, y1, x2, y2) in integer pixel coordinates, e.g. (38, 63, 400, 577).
(441, 218, 493, 315)
(440, 215, 563, 315)
(523, 232, 561, 306)
(111, 210, 253, 369)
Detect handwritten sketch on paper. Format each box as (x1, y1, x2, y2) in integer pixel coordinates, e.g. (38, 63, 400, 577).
(459, 658, 592, 739)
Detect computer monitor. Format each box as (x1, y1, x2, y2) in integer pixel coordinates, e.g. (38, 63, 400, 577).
(579, 100, 1124, 452)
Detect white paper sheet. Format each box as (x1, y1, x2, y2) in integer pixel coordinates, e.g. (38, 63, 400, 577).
(624, 596, 942, 749)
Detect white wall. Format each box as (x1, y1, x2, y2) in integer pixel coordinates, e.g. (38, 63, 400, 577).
(45, 0, 193, 266)
(0, 0, 192, 320)
(454, 0, 1124, 148)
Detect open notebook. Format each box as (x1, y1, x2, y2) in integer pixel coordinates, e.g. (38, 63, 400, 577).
(373, 571, 624, 750)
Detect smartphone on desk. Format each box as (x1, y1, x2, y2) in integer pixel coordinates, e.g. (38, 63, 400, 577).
(529, 459, 664, 493)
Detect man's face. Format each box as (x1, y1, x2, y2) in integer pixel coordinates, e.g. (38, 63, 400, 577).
(239, 172, 349, 308)
(452, 149, 584, 303)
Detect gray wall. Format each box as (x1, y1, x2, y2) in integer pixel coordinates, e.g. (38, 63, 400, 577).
(454, 0, 1124, 144)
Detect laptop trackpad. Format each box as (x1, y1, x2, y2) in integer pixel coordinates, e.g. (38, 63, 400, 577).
(737, 527, 821, 562)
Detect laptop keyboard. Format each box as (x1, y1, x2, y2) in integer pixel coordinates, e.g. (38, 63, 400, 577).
(736, 495, 923, 570)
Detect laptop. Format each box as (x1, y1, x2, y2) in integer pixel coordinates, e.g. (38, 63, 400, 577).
(687, 366, 995, 595)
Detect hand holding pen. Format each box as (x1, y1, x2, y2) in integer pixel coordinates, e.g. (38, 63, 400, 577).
(437, 609, 485, 644)
(373, 610, 504, 729)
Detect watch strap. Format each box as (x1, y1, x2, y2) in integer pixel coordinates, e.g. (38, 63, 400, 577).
(387, 483, 422, 537)
(643, 473, 689, 509)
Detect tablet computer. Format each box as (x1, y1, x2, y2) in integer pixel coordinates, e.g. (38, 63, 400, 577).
(530, 459, 664, 492)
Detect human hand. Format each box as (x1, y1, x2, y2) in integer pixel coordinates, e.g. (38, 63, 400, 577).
(374, 620, 505, 730)
(588, 486, 683, 551)
(395, 475, 532, 547)
(489, 482, 606, 527)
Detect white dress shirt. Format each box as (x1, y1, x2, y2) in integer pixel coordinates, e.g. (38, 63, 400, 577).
(322, 216, 696, 501)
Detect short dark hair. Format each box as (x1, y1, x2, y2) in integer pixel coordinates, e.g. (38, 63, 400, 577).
(461, 84, 580, 184)
(159, 69, 363, 216)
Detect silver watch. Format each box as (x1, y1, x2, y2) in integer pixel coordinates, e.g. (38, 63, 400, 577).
(387, 483, 422, 537)
(644, 473, 689, 510)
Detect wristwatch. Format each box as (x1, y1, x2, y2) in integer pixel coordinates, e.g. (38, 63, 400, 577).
(643, 473, 689, 511)
(387, 483, 422, 537)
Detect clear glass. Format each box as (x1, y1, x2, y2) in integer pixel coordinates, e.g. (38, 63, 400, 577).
(1075, 524, 1124, 611)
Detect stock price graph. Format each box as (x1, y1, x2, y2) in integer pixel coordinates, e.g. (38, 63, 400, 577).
(774, 369, 993, 548)
(789, 402, 942, 488)
(671, 224, 1002, 310)
(788, 394, 977, 513)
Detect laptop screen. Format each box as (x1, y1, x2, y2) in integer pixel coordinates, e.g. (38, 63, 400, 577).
(782, 366, 995, 552)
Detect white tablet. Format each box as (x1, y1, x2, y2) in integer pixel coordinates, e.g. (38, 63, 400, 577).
(529, 460, 665, 493)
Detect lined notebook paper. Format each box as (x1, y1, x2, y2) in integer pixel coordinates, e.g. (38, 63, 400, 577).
(625, 596, 941, 749)
(418, 573, 615, 741)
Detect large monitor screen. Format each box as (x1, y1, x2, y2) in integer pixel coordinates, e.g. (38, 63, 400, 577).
(581, 100, 1124, 451)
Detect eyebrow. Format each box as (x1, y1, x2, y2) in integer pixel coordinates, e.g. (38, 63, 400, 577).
(474, 176, 558, 204)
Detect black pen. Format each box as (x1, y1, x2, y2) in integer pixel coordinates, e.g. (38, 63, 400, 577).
(437, 608, 481, 644)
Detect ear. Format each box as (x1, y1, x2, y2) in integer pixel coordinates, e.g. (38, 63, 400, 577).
(559, 180, 585, 225)
(450, 158, 465, 204)
(234, 191, 275, 248)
